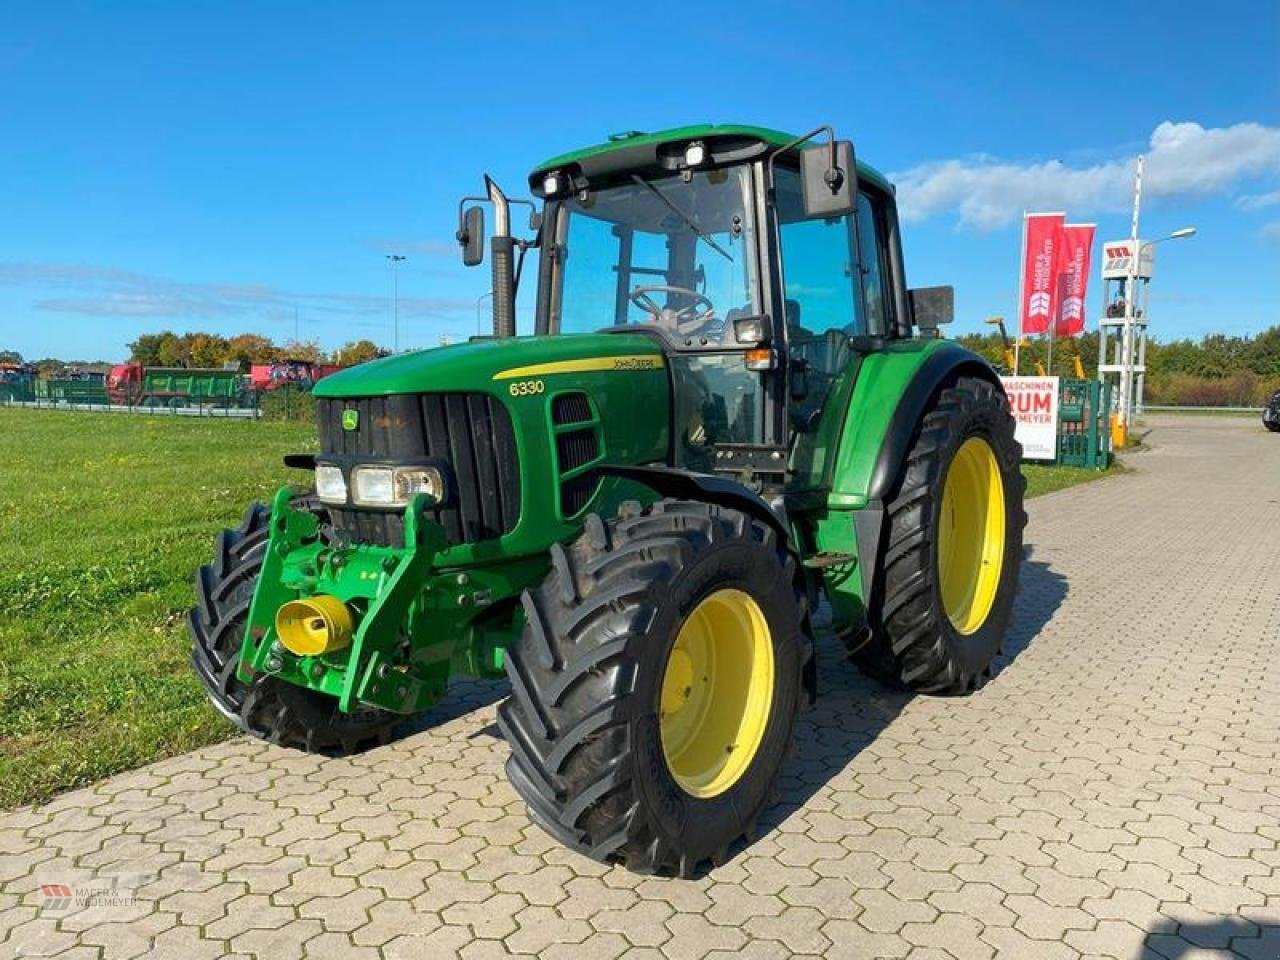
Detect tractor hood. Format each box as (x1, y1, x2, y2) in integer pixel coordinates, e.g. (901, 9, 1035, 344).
(314, 332, 666, 398)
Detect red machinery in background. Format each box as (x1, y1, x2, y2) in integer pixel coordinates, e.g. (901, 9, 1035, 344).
(249, 359, 343, 393)
(106, 359, 343, 406)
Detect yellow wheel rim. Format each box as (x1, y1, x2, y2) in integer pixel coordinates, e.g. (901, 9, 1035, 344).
(659, 588, 774, 798)
(938, 437, 1006, 635)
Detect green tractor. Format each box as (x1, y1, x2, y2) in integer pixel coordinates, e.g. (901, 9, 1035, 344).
(190, 124, 1025, 876)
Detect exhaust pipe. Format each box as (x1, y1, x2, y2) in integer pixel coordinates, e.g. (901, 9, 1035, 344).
(275, 595, 355, 657)
(485, 174, 516, 339)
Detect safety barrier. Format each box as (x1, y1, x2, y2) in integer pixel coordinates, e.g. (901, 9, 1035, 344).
(1057, 378, 1112, 469)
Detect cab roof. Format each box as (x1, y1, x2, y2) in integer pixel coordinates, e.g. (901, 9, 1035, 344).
(529, 123, 893, 195)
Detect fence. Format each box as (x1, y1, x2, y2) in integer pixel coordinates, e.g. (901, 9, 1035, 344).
(1056, 378, 1112, 469)
(1, 382, 328, 422)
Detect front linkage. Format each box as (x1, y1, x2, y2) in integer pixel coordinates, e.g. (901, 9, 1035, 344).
(237, 487, 517, 717)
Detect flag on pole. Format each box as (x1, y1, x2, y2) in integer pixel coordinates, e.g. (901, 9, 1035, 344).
(1054, 224, 1096, 337)
(1019, 212, 1065, 336)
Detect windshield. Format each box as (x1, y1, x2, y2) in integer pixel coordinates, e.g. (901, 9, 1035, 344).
(550, 167, 759, 347)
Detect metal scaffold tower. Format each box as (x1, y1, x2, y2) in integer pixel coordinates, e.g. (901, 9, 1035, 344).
(1096, 156, 1196, 444)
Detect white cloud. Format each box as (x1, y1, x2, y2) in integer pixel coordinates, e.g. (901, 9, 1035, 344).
(0, 261, 474, 321)
(1237, 188, 1280, 211)
(893, 121, 1280, 228)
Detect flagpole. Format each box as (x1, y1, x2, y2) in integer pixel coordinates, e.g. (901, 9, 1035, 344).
(1014, 211, 1028, 375)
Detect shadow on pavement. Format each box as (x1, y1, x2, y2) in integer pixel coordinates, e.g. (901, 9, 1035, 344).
(385, 549, 1071, 880)
(993, 550, 1069, 675)
(1144, 915, 1275, 958)
(748, 549, 1069, 876)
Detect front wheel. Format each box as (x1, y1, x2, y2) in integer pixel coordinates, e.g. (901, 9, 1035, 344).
(854, 376, 1026, 694)
(498, 500, 807, 877)
(188, 498, 402, 754)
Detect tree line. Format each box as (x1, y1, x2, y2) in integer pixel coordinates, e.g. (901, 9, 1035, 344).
(0, 332, 389, 374)
(956, 324, 1280, 406)
(125, 331, 388, 369)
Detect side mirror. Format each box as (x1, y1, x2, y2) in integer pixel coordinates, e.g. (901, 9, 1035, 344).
(800, 140, 856, 218)
(909, 286, 954, 336)
(457, 206, 485, 267)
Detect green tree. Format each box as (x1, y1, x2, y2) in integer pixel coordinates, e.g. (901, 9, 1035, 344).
(154, 332, 190, 367)
(128, 332, 172, 366)
(226, 333, 278, 368)
(0, 350, 22, 365)
(278, 339, 323, 363)
(187, 332, 230, 368)
(332, 339, 387, 366)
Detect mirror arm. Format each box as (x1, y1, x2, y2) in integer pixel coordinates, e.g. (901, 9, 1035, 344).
(765, 124, 837, 194)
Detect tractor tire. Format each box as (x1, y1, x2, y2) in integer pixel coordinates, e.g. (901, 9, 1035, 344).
(498, 499, 807, 877)
(188, 498, 401, 754)
(853, 376, 1026, 694)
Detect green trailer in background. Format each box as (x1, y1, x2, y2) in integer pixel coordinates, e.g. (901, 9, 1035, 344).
(141, 367, 245, 406)
(35, 377, 110, 405)
(106, 364, 247, 407)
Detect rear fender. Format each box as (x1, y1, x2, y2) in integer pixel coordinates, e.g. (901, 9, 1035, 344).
(823, 341, 1003, 617)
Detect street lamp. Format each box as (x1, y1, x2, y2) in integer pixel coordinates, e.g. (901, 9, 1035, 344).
(1140, 227, 1197, 258)
(1118, 226, 1196, 432)
(386, 254, 407, 352)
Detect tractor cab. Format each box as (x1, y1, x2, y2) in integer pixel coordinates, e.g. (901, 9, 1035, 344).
(458, 125, 950, 493)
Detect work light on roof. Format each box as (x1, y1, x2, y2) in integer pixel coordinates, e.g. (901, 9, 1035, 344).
(684, 141, 706, 167)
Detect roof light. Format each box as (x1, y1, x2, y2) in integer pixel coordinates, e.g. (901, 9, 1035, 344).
(542, 172, 561, 196)
(684, 141, 706, 167)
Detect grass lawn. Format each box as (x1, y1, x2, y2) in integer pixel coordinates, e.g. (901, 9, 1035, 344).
(0, 408, 313, 807)
(0, 406, 1120, 808)
(1140, 407, 1259, 418)
(1023, 462, 1118, 498)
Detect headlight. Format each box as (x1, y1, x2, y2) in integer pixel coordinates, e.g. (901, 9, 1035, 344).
(315, 464, 348, 504)
(351, 465, 444, 507)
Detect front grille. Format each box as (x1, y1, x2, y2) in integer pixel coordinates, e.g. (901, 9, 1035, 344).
(552, 392, 593, 425)
(550, 391, 602, 518)
(316, 394, 520, 547)
(556, 428, 599, 473)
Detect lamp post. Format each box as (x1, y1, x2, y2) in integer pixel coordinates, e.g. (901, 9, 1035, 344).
(386, 254, 407, 352)
(1119, 227, 1196, 431)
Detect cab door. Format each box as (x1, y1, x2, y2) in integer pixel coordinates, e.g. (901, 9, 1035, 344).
(774, 169, 899, 488)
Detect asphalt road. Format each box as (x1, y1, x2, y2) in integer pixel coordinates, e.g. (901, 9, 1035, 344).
(1, 414, 1277, 959)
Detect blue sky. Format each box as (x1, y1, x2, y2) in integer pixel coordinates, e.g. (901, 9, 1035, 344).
(1, 1, 1277, 361)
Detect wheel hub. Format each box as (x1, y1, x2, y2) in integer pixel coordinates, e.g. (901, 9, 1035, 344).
(938, 436, 1006, 635)
(658, 588, 774, 798)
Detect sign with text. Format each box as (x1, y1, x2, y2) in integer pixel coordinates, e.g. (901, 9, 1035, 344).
(1055, 224, 1096, 337)
(1019, 212, 1065, 336)
(1001, 376, 1060, 461)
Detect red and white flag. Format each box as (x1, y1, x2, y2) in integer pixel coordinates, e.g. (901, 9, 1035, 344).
(1054, 224, 1096, 337)
(1019, 212, 1065, 336)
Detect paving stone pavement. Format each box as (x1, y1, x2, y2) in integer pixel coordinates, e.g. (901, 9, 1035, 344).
(2, 414, 1278, 959)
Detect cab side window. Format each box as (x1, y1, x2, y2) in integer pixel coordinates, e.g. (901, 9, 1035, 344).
(776, 171, 862, 340)
(856, 189, 895, 336)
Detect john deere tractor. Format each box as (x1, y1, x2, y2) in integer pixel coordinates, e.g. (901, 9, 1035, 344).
(191, 124, 1025, 876)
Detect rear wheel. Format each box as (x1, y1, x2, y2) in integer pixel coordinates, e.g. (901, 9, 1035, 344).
(854, 376, 1026, 694)
(188, 498, 401, 753)
(498, 500, 806, 877)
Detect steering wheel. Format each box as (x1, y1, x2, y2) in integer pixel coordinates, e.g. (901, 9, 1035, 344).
(629, 285, 716, 337)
